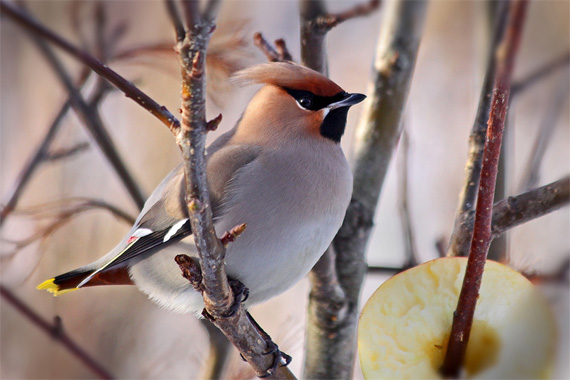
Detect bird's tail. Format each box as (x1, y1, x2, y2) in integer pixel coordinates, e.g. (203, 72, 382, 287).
(37, 266, 133, 296)
(36, 269, 93, 296)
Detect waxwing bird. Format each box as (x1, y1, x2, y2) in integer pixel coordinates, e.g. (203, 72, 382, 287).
(37, 62, 366, 315)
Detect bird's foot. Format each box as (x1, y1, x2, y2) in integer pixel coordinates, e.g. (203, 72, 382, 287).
(201, 278, 249, 321)
(258, 340, 292, 378)
(246, 311, 292, 378)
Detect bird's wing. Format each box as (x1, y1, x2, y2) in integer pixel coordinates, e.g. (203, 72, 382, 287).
(78, 141, 261, 287)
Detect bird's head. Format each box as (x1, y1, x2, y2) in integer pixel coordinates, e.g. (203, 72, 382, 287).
(231, 62, 366, 145)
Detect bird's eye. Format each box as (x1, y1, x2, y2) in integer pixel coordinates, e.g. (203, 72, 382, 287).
(298, 97, 313, 109)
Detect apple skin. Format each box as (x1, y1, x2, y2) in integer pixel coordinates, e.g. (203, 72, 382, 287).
(358, 257, 556, 379)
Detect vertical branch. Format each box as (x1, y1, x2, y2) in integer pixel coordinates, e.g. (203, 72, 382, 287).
(441, 1, 528, 376)
(447, 1, 509, 257)
(304, 1, 426, 378)
(300, 0, 329, 74)
(169, 2, 295, 378)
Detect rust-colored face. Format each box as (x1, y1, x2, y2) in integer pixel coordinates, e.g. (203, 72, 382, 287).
(232, 63, 365, 145)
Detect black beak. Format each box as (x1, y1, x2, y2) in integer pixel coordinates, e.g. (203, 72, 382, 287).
(329, 92, 366, 110)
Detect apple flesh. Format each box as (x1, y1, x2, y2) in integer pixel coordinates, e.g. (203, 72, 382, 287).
(358, 257, 556, 379)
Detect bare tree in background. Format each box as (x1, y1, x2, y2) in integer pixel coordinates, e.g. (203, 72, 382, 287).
(1, 0, 568, 379)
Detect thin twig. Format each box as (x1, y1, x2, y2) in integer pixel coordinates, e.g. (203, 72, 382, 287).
(447, 1, 509, 257)
(511, 51, 570, 95)
(519, 77, 569, 191)
(0, 1, 181, 131)
(312, 0, 380, 31)
(0, 285, 114, 380)
(442, 2, 528, 376)
(398, 129, 419, 268)
(20, 9, 146, 209)
(44, 142, 90, 162)
(253, 33, 293, 63)
(253, 32, 281, 62)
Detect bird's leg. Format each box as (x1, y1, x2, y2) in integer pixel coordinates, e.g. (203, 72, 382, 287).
(246, 311, 292, 377)
(200, 277, 249, 321)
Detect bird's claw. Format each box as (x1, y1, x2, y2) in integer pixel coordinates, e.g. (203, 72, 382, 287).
(258, 340, 292, 378)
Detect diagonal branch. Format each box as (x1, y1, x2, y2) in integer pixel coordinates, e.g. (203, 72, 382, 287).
(0, 1, 180, 132)
(442, 1, 529, 376)
(24, 20, 146, 209)
(511, 51, 570, 95)
(0, 285, 114, 380)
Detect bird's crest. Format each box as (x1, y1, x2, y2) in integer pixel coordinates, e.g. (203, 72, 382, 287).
(231, 62, 344, 97)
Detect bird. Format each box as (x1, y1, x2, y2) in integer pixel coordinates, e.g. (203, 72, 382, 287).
(37, 62, 366, 315)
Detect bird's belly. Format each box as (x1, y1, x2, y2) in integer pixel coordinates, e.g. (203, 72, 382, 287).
(222, 212, 342, 306)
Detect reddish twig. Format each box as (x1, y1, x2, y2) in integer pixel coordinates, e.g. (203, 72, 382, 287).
(220, 223, 247, 247)
(253, 32, 281, 62)
(441, 1, 528, 377)
(0, 285, 114, 380)
(253, 32, 293, 63)
(0, 1, 181, 131)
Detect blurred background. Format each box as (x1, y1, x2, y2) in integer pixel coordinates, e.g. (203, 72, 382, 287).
(1, 0, 568, 378)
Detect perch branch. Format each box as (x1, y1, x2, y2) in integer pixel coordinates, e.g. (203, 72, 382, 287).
(0, 1, 181, 131)
(0, 285, 113, 380)
(167, 1, 295, 378)
(303, 1, 425, 378)
(447, 1, 509, 257)
(442, 1, 528, 376)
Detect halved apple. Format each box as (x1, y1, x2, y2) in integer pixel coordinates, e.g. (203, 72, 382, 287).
(358, 257, 556, 379)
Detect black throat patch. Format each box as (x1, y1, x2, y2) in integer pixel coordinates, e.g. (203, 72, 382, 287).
(284, 88, 349, 143)
(321, 107, 349, 143)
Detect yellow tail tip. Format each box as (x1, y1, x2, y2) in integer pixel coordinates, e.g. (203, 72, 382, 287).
(36, 278, 78, 296)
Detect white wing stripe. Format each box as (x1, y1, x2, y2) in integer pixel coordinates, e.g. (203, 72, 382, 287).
(163, 219, 189, 243)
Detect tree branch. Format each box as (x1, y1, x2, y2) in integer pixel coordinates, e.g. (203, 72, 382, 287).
(445, 176, 570, 257)
(442, 1, 528, 376)
(312, 0, 380, 31)
(0, 285, 114, 380)
(447, 1, 509, 257)
(511, 51, 570, 95)
(518, 78, 569, 191)
(0, 1, 181, 131)
(168, 2, 295, 378)
(303, 1, 425, 378)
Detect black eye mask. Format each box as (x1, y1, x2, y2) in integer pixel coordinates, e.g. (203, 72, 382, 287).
(284, 88, 347, 111)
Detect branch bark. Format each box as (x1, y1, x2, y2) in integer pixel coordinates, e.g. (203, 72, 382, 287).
(447, 1, 509, 257)
(447, 176, 570, 257)
(167, 2, 295, 378)
(442, 1, 528, 376)
(303, 1, 426, 378)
